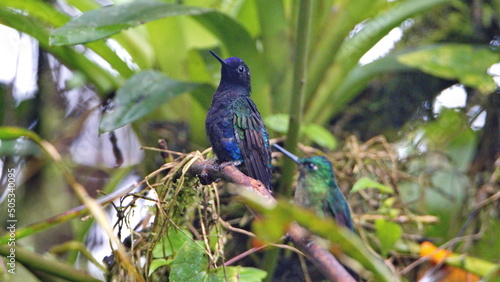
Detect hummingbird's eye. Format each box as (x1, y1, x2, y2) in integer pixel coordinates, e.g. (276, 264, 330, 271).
(237, 65, 245, 73)
(306, 162, 318, 171)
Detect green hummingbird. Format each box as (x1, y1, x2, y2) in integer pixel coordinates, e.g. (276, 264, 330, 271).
(274, 144, 354, 231)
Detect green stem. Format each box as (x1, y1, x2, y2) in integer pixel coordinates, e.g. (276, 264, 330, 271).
(261, 246, 281, 282)
(279, 0, 313, 197)
(263, 1, 313, 281)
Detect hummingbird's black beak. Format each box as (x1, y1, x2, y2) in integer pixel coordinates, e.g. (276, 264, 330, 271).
(273, 144, 300, 164)
(209, 50, 227, 67)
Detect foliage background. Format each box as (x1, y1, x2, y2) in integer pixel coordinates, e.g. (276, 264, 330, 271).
(0, 0, 498, 281)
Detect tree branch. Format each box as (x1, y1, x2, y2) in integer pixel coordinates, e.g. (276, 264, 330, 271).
(188, 159, 274, 200)
(287, 224, 356, 282)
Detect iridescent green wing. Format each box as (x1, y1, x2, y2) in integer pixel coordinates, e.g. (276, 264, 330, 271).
(325, 180, 354, 231)
(232, 97, 272, 190)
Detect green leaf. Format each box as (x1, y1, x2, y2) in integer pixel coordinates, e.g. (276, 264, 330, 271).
(50, 1, 210, 45)
(99, 70, 201, 132)
(375, 219, 402, 257)
(152, 229, 192, 258)
(252, 208, 293, 243)
(212, 266, 267, 282)
(148, 258, 170, 276)
(351, 177, 394, 194)
(169, 240, 207, 281)
(264, 114, 290, 133)
(397, 44, 500, 94)
(171, 248, 268, 282)
(302, 123, 337, 150)
(0, 0, 69, 26)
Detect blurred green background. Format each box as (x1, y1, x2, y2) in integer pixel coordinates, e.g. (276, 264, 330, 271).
(0, 0, 498, 281)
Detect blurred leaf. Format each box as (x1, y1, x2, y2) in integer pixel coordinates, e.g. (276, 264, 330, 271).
(252, 211, 293, 243)
(1, 0, 134, 78)
(302, 123, 337, 150)
(351, 177, 394, 194)
(61, 0, 155, 72)
(0, 139, 39, 156)
(423, 109, 477, 151)
(382, 197, 397, 208)
(99, 70, 201, 132)
(0, 245, 101, 282)
(0, 0, 69, 26)
(470, 220, 500, 262)
(0, 206, 88, 245)
(246, 198, 394, 281)
(190, 84, 215, 147)
(455, 259, 499, 281)
(306, 0, 451, 125)
(397, 44, 500, 94)
(264, 114, 290, 133)
(0, 126, 40, 141)
(265, 115, 337, 149)
(182, 17, 219, 49)
(254, 0, 289, 111)
(0, 8, 118, 92)
(375, 219, 402, 257)
(50, 1, 210, 45)
(420, 241, 500, 278)
(147, 17, 186, 78)
(338, 0, 450, 65)
(237, 0, 260, 37)
(307, 0, 390, 101)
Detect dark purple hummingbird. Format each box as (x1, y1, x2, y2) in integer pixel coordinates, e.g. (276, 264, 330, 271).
(205, 51, 272, 191)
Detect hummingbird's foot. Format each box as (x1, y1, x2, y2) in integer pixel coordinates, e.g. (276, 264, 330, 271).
(198, 171, 218, 185)
(197, 159, 220, 185)
(218, 161, 242, 170)
(283, 234, 291, 244)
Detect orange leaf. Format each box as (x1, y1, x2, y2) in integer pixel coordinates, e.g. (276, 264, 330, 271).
(420, 241, 451, 264)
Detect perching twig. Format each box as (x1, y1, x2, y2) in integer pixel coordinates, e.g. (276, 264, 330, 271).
(288, 224, 356, 282)
(188, 159, 273, 200)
